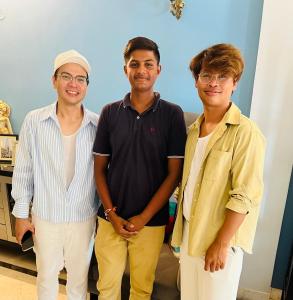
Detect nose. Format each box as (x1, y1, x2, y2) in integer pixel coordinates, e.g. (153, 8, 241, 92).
(208, 75, 219, 86)
(68, 77, 78, 86)
(137, 64, 147, 74)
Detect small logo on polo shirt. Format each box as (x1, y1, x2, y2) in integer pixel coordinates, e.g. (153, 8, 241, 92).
(150, 127, 156, 134)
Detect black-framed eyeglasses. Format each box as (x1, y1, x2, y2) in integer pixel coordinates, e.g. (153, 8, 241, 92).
(57, 72, 89, 85)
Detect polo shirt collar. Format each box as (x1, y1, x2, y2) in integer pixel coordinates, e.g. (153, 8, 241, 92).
(122, 92, 161, 112)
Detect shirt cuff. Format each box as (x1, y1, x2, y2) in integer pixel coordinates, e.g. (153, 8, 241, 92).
(12, 200, 30, 219)
(225, 195, 251, 215)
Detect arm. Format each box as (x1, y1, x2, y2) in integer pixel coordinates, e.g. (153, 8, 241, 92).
(204, 209, 246, 272)
(94, 155, 137, 238)
(128, 158, 183, 231)
(205, 122, 265, 272)
(11, 114, 35, 243)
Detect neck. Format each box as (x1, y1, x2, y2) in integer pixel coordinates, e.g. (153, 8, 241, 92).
(130, 90, 156, 114)
(200, 102, 231, 137)
(56, 101, 83, 118)
(56, 101, 84, 135)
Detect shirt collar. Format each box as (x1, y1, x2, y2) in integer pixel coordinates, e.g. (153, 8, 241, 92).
(122, 92, 161, 112)
(190, 102, 241, 131)
(39, 101, 98, 128)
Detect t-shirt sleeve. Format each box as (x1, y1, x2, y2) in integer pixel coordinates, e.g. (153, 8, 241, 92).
(167, 106, 187, 158)
(93, 105, 111, 156)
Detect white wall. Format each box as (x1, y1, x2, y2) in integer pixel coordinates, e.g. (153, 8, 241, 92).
(240, 0, 293, 294)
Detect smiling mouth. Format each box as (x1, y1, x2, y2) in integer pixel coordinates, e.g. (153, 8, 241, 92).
(66, 90, 79, 95)
(135, 77, 149, 81)
(205, 90, 221, 95)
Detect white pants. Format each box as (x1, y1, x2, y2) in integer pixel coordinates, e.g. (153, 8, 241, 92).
(33, 215, 96, 300)
(180, 221, 243, 300)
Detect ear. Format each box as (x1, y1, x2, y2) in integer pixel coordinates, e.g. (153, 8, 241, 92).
(157, 64, 161, 75)
(123, 65, 127, 76)
(232, 80, 238, 92)
(52, 76, 57, 89)
(195, 79, 199, 89)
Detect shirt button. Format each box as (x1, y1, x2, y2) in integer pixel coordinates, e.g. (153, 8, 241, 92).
(137, 116, 140, 119)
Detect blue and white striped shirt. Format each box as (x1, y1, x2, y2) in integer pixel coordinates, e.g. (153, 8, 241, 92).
(12, 103, 99, 223)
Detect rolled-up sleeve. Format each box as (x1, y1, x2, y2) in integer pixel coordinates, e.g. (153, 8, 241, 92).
(12, 114, 34, 218)
(226, 122, 266, 214)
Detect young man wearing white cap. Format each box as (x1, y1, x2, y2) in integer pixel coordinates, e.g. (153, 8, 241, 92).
(12, 50, 99, 300)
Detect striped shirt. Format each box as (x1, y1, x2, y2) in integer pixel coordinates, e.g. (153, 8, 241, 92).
(12, 102, 99, 223)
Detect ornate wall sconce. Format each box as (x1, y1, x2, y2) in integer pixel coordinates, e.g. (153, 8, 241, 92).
(170, 0, 185, 20)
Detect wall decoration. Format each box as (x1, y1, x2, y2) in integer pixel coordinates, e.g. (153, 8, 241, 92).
(170, 0, 185, 20)
(0, 134, 18, 164)
(0, 100, 13, 134)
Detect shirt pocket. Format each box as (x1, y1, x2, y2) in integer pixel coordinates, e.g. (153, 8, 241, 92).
(203, 150, 232, 181)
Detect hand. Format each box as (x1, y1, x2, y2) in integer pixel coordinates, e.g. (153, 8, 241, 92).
(108, 212, 137, 239)
(204, 239, 229, 272)
(128, 214, 147, 232)
(15, 218, 35, 244)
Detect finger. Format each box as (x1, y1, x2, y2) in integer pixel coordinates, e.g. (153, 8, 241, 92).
(124, 221, 135, 231)
(29, 226, 35, 234)
(220, 261, 225, 269)
(119, 227, 137, 236)
(120, 232, 137, 239)
(210, 261, 216, 272)
(204, 259, 210, 271)
(17, 232, 24, 244)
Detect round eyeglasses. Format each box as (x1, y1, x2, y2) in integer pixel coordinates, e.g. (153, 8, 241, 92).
(198, 73, 231, 85)
(57, 72, 89, 85)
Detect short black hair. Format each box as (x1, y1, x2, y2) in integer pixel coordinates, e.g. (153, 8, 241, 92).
(124, 36, 160, 64)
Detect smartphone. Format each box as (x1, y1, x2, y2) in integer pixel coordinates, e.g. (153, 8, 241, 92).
(21, 231, 34, 252)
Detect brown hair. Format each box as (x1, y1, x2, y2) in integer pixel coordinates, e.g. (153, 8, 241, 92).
(124, 36, 160, 64)
(189, 43, 244, 82)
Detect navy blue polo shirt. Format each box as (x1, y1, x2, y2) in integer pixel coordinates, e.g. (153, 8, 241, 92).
(93, 93, 186, 226)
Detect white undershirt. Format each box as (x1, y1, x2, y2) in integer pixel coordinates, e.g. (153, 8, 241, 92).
(183, 133, 212, 221)
(62, 132, 77, 190)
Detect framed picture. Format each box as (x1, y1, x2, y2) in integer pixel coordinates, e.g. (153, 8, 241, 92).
(0, 134, 18, 165)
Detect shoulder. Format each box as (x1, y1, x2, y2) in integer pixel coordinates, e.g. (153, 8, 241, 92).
(99, 100, 125, 119)
(83, 108, 99, 126)
(102, 100, 124, 112)
(235, 114, 266, 145)
(23, 104, 54, 125)
(239, 115, 264, 135)
(158, 99, 184, 115)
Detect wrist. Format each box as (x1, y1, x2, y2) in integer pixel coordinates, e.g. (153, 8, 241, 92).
(107, 211, 118, 223)
(214, 235, 230, 248)
(104, 206, 117, 220)
(139, 212, 151, 225)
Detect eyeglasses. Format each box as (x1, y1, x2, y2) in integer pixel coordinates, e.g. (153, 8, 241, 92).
(57, 72, 89, 85)
(198, 73, 231, 84)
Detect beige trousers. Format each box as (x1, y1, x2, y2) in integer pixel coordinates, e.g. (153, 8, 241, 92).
(95, 217, 165, 300)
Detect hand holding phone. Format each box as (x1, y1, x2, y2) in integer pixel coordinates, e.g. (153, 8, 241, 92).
(21, 230, 34, 252)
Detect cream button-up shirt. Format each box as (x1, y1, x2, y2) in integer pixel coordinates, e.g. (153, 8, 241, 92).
(171, 103, 266, 256)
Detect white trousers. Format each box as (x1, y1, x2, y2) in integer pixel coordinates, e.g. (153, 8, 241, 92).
(180, 221, 243, 300)
(33, 215, 96, 300)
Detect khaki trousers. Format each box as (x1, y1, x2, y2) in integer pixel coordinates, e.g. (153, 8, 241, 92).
(95, 217, 165, 300)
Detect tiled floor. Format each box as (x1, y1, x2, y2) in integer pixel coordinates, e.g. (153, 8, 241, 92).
(0, 266, 66, 300)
